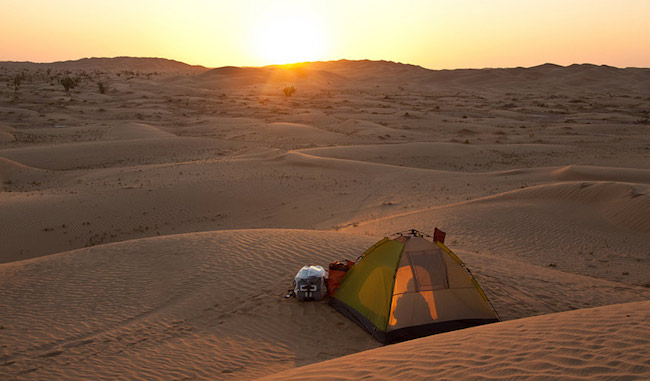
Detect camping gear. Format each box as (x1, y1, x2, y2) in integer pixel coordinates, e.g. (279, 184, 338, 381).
(294, 265, 328, 301)
(328, 229, 500, 344)
(327, 260, 355, 297)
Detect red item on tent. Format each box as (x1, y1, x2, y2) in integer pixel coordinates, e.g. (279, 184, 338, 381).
(433, 228, 446, 243)
(327, 260, 354, 297)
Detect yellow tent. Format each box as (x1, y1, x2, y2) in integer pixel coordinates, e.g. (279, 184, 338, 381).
(329, 229, 499, 344)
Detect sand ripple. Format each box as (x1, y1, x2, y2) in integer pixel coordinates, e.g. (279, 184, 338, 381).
(263, 300, 650, 380)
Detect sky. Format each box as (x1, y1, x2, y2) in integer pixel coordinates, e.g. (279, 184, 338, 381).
(2, 0, 649, 69)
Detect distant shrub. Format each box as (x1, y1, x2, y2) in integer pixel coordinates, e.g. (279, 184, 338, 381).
(11, 72, 27, 91)
(60, 76, 79, 93)
(283, 85, 296, 97)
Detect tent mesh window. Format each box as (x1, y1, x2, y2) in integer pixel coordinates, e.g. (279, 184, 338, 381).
(406, 249, 449, 291)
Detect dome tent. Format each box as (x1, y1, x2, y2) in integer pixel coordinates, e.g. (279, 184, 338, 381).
(328, 229, 499, 344)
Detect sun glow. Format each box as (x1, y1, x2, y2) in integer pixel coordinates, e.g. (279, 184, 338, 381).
(250, 5, 329, 65)
(2, 1, 649, 69)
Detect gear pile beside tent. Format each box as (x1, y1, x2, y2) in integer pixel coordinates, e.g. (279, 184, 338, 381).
(328, 229, 500, 344)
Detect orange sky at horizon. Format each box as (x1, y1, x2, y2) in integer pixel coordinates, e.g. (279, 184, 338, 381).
(2, 0, 649, 69)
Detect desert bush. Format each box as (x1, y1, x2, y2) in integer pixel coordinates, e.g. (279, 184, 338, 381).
(60, 76, 80, 93)
(11, 72, 27, 91)
(121, 70, 135, 79)
(11, 75, 22, 91)
(40, 67, 53, 81)
(283, 85, 296, 97)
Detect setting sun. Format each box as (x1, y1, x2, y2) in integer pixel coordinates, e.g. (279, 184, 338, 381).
(250, 4, 329, 65)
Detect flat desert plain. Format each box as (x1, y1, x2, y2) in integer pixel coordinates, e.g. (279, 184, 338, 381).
(1, 58, 649, 380)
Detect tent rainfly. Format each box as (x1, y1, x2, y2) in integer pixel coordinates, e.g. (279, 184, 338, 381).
(328, 229, 500, 344)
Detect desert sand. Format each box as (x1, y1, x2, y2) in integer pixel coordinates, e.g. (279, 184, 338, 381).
(1, 58, 649, 379)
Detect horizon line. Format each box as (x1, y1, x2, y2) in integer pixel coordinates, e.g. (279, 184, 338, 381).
(1, 56, 648, 71)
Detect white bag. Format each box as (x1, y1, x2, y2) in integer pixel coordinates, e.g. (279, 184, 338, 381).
(293, 265, 328, 301)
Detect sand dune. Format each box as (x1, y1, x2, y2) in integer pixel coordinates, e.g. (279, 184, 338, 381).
(102, 122, 176, 140)
(1, 58, 649, 379)
(1, 229, 648, 380)
(488, 181, 650, 233)
(277, 60, 650, 93)
(344, 180, 650, 286)
(0, 137, 231, 170)
(198, 65, 346, 90)
(0, 155, 40, 174)
(299, 142, 575, 171)
(2, 145, 648, 268)
(0, 57, 207, 73)
(263, 300, 650, 380)
(0, 156, 52, 194)
(4, 150, 460, 261)
(0, 230, 379, 379)
(421, 63, 650, 93)
(222, 121, 352, 147)
(176, 59, 650, 95)
(553, 165, 650, 183)
(2, 146, 580, 263)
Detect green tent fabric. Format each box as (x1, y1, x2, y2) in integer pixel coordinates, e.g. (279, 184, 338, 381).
(329, 230, 499, 344)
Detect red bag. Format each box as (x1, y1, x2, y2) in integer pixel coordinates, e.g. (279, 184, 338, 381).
(327, 260, 354, 297)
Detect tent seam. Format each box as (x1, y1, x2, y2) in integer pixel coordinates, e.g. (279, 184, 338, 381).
(384, 240, 405, 336)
